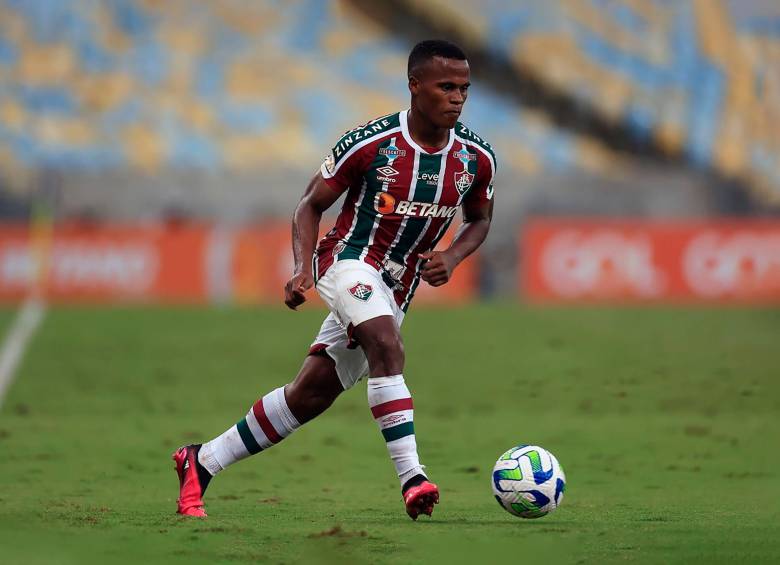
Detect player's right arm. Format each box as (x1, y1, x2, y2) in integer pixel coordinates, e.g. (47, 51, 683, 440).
(284, 172, 343, 310)
(286, 123, 371, 309)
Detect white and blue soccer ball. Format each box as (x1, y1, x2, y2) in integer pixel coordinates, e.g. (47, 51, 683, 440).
(492, 444, 566, 518)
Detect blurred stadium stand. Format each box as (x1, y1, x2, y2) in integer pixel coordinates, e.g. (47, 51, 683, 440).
(0, 2, 595, 182)
(0, 0, 776, 226)
(0, 0, 622, 223)
(376, 0, 780, 206)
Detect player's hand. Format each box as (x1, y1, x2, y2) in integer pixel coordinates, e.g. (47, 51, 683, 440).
(418, 250, 457, 287)
(284, 271, 314, 310)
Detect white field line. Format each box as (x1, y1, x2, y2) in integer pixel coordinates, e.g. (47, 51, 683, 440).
(0, 297, 46, 410)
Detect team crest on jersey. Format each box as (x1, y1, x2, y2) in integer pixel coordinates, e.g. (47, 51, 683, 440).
(348, 282, 373, 301)
(332, 241, 346, 256)
(454, 170, 475, 194)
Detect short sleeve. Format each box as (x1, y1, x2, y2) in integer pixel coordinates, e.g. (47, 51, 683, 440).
(465, 150, 496, 204)
(320, 142, 367, 194)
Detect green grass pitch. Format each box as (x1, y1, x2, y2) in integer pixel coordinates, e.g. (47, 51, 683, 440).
(0, 304, 778, 564)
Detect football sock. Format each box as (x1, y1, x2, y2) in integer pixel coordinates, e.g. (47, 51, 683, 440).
(367, 374, 427, 488)
(191, 444, 213, 493)
(401, 473, 428, 494)
(198, 386, 300, 475)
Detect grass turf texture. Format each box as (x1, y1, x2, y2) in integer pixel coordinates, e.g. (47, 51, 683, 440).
(0, 304, 778, 564)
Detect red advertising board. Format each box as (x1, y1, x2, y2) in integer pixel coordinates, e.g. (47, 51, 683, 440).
(230, 223, 476, 305)
(0, 222, 477, 305)
(0, 223, 208, 302)
(522, 219, 780, 303)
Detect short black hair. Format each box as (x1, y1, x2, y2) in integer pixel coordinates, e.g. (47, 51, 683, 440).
(407, 39, 467, 77)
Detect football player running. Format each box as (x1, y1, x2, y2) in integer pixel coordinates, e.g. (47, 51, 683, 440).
(174, 39, 496, 520)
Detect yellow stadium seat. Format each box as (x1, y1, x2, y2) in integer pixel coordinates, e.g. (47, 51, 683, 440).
(0, 99, 27, 133)
(162, 27, 207, 58)
(93, 5, 133, 54)
(511, 144, 543, 175)
(222, 135, 270, 171)
(216, 1, 279, 37)
(34, 116, 95, 146)
(123, 124, 167, 172)
(18, 43, 77, 86)
(72, 72, 134, 112)
(0, 6, 29, 45)
(180, 99, 216, 133)
(227, 61, 279, 100)
(577, 136, 624, 174)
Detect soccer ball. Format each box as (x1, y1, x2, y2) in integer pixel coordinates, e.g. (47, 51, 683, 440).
(492, 444, 566, 518)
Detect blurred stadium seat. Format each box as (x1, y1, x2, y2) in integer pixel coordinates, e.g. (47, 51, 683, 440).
(0, 0, 604, 184)
(0, 0, 776, 205)
(402, 0, 780, 204)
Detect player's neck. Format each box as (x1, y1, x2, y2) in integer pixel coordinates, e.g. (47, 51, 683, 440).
(406, 108, 450, 151)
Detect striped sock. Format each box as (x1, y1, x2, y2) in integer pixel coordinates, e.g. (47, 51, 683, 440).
(367, 375, 426, 487)
(198, 386, 300, 475)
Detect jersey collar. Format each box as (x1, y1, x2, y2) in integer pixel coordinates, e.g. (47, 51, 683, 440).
(400, 110, 455, 156)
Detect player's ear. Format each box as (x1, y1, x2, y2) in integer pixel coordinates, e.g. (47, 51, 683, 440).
(408, 75, 419, 95)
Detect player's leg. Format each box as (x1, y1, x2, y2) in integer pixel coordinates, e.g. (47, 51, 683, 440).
(352, 315, 404, 376)
(310, 258, 437, 518)
(173, 351, 344, 517)
(285, 351, 344, 424)
(353, 315, 439, 520)
(198, 352, 343, 472)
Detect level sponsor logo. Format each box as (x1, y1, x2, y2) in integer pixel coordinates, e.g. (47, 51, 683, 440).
(417, 172, 439, 186)
(348, 281, 373, 301)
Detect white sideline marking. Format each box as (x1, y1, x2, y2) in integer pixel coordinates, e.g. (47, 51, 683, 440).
(0, 298, 46, 410)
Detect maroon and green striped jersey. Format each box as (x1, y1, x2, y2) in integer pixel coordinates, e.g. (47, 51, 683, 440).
(315, 110, 497, 311)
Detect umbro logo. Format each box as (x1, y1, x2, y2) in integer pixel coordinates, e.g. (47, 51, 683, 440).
(381, 414, 407, 426)
(376, 166, 399, 177)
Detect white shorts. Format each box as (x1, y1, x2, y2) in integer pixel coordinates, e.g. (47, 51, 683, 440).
(310, 259, 404, 390)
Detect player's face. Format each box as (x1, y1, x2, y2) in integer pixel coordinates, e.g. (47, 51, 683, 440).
(409, 56, 470, 129)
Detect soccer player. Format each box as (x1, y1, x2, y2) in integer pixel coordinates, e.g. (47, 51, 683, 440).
(173, 39, 496, 520)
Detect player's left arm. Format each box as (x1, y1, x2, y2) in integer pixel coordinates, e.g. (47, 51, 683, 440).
(419, 193, 493, 287)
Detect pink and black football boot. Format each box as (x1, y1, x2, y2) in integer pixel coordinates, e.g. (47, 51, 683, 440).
(172, 444, 212, 517)
(402, 475, 439, 520)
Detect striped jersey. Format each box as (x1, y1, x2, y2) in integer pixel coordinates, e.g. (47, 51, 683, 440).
(315, 110, 496, 312)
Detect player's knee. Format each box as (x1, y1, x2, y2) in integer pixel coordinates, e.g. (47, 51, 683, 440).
(286, 380, 339, 423)
(285, 360, 343, 423)
(300, 390, 337, 421)
(363, 331, 404, 374)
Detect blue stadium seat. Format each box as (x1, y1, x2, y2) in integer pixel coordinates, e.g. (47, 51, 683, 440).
(0, 0, 775, 202)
